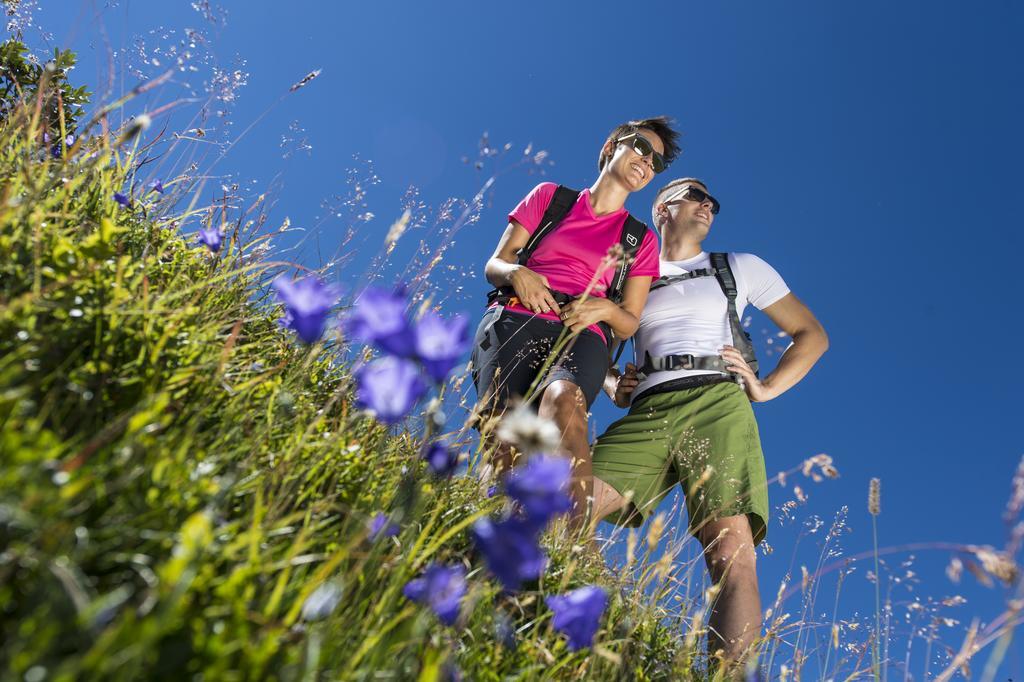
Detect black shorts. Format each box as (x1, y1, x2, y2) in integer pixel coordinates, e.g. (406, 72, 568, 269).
(471, 308, 609, 413)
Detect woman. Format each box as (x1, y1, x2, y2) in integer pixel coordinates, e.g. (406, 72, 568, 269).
(472, 116, 680, 525)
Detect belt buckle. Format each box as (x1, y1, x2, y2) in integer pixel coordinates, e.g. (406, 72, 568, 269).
(672, 354, 694, 371)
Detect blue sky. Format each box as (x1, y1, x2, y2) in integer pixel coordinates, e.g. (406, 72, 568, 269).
(23, 0, 1024, 677)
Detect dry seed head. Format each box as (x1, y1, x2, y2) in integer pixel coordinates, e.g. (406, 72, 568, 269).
(1006, 455, 1024, 523)
(385, 209, 411, 250)
(625, 529, 638, 568)
(289, 69, 322, 92)
(947, 556, 963, 583)
(868, 478, 881, 516)
(654, 551, 673, 581)
(647, 512, 666, 551)
(688, 465, 714, 497)
(971, 546, 1018, 586)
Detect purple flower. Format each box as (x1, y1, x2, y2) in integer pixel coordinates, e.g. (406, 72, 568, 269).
(355, 356, 427, 424)
(113, 192, 130, 208)
(471, 516, 547, 591)
(198, 226, 223, 253)
(402, 563, 466, 626)
(344, 287, 414, 357)
(422, 441, 458, 477)
(415, 311, 471, 382)
(50, 134, 73, 158)
(368, 513, 399, 540)
(148, 179, 164, 194)
(545, 585, 608, 651)
(505, 455, 572, 527)
(273, 274, 340, 344)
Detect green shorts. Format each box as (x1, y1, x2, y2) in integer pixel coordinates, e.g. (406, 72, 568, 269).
(591, 381, 770, 545)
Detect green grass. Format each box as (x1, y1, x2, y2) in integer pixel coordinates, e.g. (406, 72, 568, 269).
(0, 90, 706, 681)
(1, 54, 1020, 681)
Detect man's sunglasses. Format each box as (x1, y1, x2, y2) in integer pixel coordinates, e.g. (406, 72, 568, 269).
(616, 132, 667, 174)
(664, 185, 721, 215)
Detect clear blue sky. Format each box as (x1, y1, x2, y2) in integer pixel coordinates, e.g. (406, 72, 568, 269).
(25, 0, 1024, 677)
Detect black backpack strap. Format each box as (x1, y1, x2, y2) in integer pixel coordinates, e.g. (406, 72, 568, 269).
(486, 185, 580, 306)
(710, 252, 759, 375)
(607, 215, 648, 304)
(601, 214, 648, 356)
(517, 185, 580, 265)
(649, 268, 716, 292)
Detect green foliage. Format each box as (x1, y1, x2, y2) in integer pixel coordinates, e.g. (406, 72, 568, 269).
(0, 38, 91, 138)
(0, 71, 708, 680)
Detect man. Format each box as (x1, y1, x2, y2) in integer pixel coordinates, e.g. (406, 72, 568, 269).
(472, 117, 680, 526)
(589, 178, 828, 668)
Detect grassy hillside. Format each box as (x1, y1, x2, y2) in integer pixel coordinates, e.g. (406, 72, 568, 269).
(1, 37, 1020, 682)
(0, 55, 704, 681)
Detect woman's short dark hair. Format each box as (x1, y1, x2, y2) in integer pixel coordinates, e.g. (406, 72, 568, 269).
(597, 116, 681, 172)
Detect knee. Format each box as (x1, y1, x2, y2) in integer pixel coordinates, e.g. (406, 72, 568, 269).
(539, 381, 587, 425)
(705, 537, 758, 584)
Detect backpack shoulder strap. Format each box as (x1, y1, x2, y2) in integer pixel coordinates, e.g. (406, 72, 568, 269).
(517, 185, 579, 265)
(710, 252, 759, 375)
(649, 268, 716, 291)
(604, 215, 648, 361)
(607, 215, 648, 303)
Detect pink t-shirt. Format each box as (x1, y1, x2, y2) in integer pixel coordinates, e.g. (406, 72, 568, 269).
(499, 182, 660, 341)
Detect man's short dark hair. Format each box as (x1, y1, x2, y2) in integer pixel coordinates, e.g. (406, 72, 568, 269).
(652, 177, 709, 230)
(597, 116, 681, 172)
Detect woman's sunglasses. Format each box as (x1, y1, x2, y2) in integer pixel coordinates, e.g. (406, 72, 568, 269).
(616, 132, 667, 174)
(664, 185, 721, 215)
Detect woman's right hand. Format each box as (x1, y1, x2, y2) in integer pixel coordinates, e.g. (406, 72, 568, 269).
(508, 266, 560, 314)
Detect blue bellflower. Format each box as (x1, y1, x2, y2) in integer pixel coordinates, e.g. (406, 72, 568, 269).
(273, 274, 340, 344)
(422, 440, 458, 477)
(414, 310, 471, 383)
(113, 192, 130, 208)
(402, 563, 466, 626)
(198, 226, 223, 253)
(148, 179, 165, 194)
(471, 516, 547, 591)
(345, 287, 415, 357)
(505, 455, 572, 527)
(546, 585, 608, 651)
(355, 356, 427, 424)
(368, 512, 399, 540)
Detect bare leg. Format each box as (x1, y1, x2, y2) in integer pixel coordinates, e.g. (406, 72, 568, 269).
(537, 380, 592, 531)
(696, 515, 762, 673)
(591, 477, 630, 527)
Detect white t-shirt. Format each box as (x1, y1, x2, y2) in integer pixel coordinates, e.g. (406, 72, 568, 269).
(631, 251, 790, 402)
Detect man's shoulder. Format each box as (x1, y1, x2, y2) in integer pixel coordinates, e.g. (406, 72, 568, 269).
(726, 252, 774, 272)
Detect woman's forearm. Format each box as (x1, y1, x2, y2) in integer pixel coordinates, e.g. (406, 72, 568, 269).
(484, 257, 519, 288)
(600, 299, 640, 339)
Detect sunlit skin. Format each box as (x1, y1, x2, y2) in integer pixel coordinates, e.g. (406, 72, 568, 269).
(480, 129, 663, 527)
(591, 180, 829, 669)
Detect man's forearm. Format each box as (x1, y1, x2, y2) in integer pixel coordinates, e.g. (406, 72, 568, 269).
(761, 328, 828, 399)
